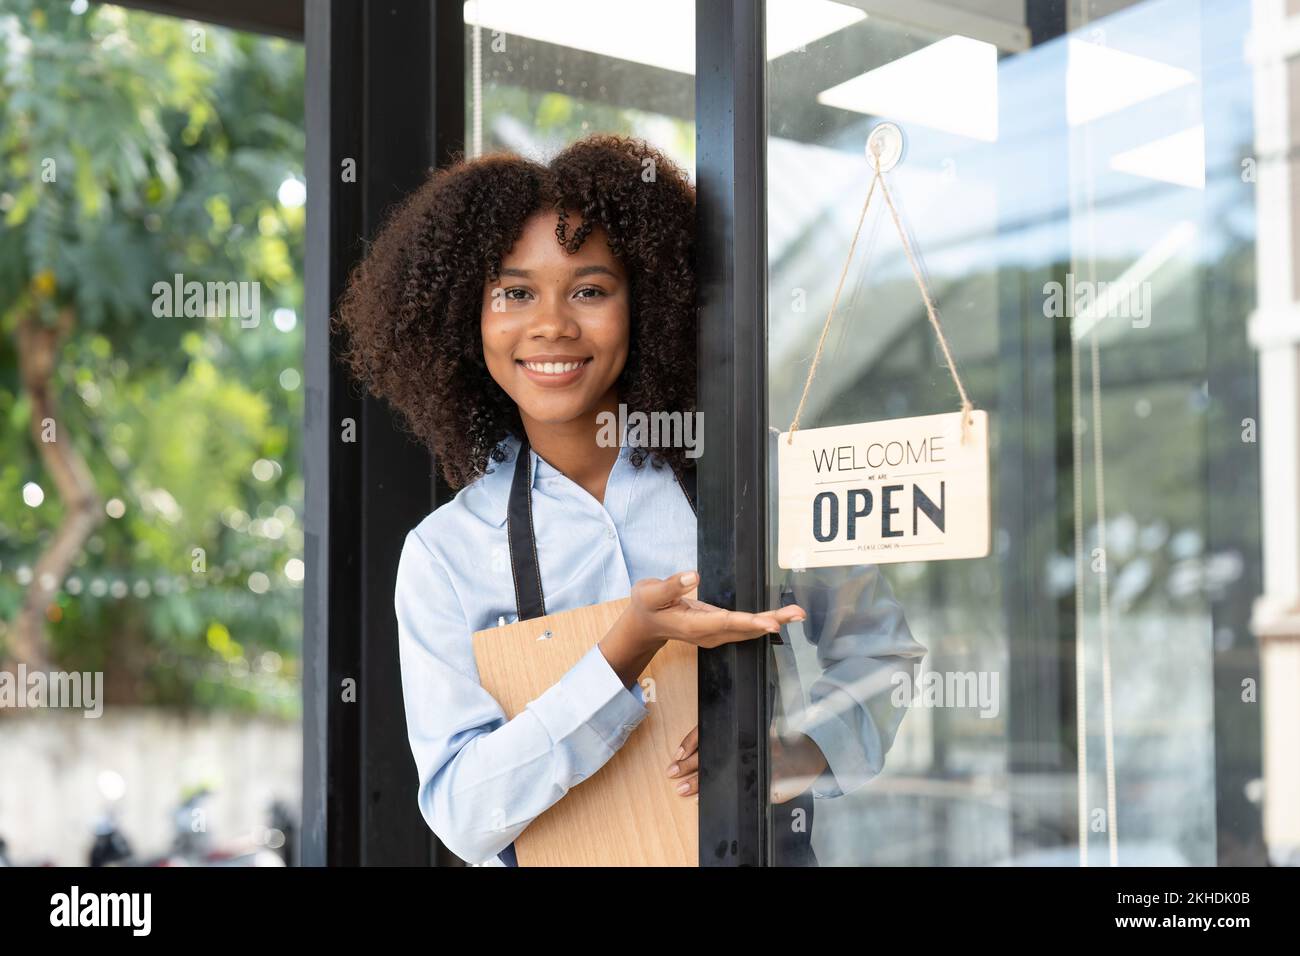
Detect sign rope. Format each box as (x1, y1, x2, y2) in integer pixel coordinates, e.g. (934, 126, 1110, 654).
(787, 142, 976, 445)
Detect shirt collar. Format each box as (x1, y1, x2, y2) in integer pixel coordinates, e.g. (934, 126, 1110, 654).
(473, 434, 526, 529)
(474, 420, 634, 527)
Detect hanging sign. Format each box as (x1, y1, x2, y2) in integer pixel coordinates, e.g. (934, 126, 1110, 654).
(777, 410, 989, 569)
(777, 126, 991, 569)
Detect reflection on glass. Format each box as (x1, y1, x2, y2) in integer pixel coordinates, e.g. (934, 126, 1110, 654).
(463, 0, 695, 166)
(764, 0, 1269, 866)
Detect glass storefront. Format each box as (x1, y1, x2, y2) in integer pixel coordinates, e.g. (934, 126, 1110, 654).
(763, 0, 1272, 866)
(9, 0, 1295, 881)
(414, 0, 1297, 868)
(462, 0, 694, 167)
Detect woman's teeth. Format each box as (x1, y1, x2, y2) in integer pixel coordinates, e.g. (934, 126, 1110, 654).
(521, 360, 586, 374)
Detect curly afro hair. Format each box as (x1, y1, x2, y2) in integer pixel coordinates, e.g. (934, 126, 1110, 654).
(333, 134, 698, 490)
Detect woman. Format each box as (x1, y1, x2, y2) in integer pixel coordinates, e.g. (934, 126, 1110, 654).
(335, 134, 830, 865)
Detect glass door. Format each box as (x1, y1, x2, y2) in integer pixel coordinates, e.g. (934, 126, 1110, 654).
(761, 0, 1266, 866)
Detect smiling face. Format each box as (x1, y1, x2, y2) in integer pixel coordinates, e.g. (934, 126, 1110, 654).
(480, 209, 630, 431)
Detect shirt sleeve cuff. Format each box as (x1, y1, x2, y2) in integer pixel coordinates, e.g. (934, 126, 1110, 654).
(527, 643, 649, 755)
(795, 697, 878, 799)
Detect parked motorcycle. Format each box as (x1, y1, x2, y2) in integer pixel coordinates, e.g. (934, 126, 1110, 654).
(87, 777, 287, 867)
(88, 814, 136, 867)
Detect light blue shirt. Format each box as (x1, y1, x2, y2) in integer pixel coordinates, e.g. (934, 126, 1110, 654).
(394, 431, 926, 866)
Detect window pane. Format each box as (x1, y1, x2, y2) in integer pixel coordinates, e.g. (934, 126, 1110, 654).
(463, 0, 695, 166)
(764, 0, 1274, 866)
(0, 8, 304, 867)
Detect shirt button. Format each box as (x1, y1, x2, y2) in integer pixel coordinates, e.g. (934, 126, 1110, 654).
(605, 527, 616, 540)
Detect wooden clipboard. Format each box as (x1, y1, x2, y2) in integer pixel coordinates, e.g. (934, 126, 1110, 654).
(471, 597, 698, 866)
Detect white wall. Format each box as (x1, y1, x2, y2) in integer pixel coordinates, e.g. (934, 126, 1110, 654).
(0, 708, 300, 866)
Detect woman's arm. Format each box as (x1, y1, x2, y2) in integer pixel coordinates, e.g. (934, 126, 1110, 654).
(762, 425, 927, 798)
(778, 563, 927, 798)
(396, 528, 652, 865)
(597, 572, 800, 685)
(598, 612, 665, 688)
(398, 531, 806, 863)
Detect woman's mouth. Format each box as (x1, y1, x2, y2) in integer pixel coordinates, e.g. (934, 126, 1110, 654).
(516, 356, 593, 387)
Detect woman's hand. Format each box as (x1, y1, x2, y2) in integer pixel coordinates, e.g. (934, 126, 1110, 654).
(599, 570, 804, 693)
(666, 724, 830, 803)
(667, 725, 699, 797)
(624, 571, 806, 650)
(769, 729, 829, 804)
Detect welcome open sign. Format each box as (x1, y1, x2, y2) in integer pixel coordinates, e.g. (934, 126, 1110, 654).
(777, 410, 990, 569)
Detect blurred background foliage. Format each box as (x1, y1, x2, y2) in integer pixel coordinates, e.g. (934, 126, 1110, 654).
(0, 0, 305, 715)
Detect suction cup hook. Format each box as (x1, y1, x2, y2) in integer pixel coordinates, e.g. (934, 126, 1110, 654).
(865, 122, 905, 173)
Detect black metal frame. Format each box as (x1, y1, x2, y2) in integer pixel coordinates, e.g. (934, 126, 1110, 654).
(302, 0, 361, 870)
(695, 0, 769, 867)
(302, 0, 465, 867)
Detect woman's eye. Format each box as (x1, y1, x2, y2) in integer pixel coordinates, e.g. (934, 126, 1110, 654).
(496, 285, 604, 303)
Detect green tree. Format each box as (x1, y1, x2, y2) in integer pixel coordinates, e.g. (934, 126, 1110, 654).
(0, 1, 303, 710)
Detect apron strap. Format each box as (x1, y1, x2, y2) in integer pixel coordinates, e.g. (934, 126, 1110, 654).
(506, 437, 547, 622)
(497, 440, 539, 869)
(674, 461, 697, 518)
(507, 438, 697, 623)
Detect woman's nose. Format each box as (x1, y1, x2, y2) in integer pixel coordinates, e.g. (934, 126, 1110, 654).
(526, 300, 580, 338)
